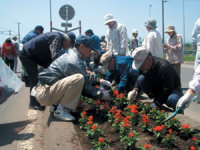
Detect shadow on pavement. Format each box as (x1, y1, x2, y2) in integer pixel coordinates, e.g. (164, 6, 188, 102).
(0, 120, 35, 146)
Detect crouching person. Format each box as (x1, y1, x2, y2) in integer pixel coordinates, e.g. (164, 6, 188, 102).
(32, 35, 111, 121)
(128, 47, 183, 110)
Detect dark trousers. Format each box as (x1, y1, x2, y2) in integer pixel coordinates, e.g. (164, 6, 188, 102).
(19, 52, 41, 107)
(5, 58, 14, 71)
(137, 74, 182, 110)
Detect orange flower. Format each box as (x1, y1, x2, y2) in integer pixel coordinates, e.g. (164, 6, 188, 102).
(182, 124, 190, 129)
(153, 125, 165, 132)
(98, 137, 104, 144)
(168, 129, 173, 134)
(81, 111, 86, 117)
(87, 121, 93, 125)
(128, 132, 134, 137)
(88, 116, 93, 121)
(113, 90, 119, 96)
(110, 106, 116, 114)
(144, 144, 151, 149)
(190, 146, 196, 150)
(91, 124, 97, 130)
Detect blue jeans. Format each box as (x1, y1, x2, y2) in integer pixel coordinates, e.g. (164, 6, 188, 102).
(137, 75, 182, 109)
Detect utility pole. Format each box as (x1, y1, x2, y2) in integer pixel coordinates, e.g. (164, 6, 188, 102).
(162, 0, 167, 43)
(149, 4, 152, 18)
(49, 0, 52, 32)
(183, 0, 185, 51)
(17, 22, 21, 43)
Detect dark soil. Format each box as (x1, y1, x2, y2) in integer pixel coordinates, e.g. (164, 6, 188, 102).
(73, 100, 199, 150)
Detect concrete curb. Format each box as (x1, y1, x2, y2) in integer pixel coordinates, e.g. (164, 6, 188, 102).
(43, 107, 82, 150)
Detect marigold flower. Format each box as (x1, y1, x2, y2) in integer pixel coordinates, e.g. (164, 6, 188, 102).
(182, 124, 190, 129)
(128, 132, 134, 137)
(98, 137, 104, 144)
(144, 144, 151, 148)
(91, 124, 97, 130)
(190, 146, 196, 150)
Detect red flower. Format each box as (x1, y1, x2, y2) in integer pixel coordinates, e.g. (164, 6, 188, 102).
(113, 90, 119, 96)
(110, 106, 116, 114)
(128, 132, 134, 137)
(88, 116, 93, 121)
(127, 105, 138, 113)
(192, 137, 197, 141)
(142, 114, 150, 124)
(122, 116, 131, 127)
(161, 110, 165, 113)
(190, 146, 196, 150)
(94, 99, 101, 105)
(144, 144, 151, 149)
(153, 125, 165, 132)
(168, 129, 173, 134)
(91, 124, 97, 130)
(182, 124, 190, 129)
(87, 121, 93, 125)
(98, 137, 104, 144)
(81, 111, 87, 118)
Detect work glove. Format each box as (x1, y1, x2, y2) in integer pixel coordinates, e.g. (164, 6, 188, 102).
(89, 61, 95, 70)
(100, 79, 111, 89)
(101, 90, 111, 100)
(127, 89, 138, 100)
(176, 90, 195, 110)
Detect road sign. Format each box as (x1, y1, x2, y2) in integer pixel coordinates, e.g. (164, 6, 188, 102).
(59, 5, 75, 21)
(61, 23, 72, 28)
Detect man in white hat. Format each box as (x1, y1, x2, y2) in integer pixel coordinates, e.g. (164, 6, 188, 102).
(104, 13, 129, 56)
(128, 47, 183, 110)
(129, 29, 139, 51)
(163, 25, 184, 77)
(142, 18, 163, 58)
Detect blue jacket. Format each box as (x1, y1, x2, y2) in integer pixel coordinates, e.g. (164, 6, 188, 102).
(23, 32, 65, 68)
(21, 30, 39, 44)
(105, 56, 139, 92)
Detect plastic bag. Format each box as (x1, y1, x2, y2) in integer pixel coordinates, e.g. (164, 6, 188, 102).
(0, 58, 24, 104)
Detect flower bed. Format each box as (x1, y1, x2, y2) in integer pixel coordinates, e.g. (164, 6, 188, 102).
(73, 90, 200, 150)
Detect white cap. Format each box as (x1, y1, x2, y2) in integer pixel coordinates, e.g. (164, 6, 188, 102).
(104, 14, 116, 25)
(145, 18, 157, 29)
(132, 29, 138, 33)
(131, 47, 150, 69)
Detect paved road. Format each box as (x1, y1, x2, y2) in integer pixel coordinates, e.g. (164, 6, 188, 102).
(181, 64, 200, 123)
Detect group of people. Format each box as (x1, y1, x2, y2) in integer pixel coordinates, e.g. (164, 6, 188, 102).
(1, 13, 200, 121)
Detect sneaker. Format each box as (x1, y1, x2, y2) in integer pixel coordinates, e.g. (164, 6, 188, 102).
(53, 105, 75, 121)
(49, 105, 57, 113)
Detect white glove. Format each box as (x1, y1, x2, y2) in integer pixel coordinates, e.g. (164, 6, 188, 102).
(89, 61, 95, 69)
(100, 79, 111, 88)
(101, 90, 111, 100)
(127, 89, 138, 100)
(176, 90, 195, 110)
(31, 87, 37, 97)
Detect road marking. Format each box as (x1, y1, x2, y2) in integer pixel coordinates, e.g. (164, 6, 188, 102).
(17, 109, 38, 150)
(182, 64, 194, 69)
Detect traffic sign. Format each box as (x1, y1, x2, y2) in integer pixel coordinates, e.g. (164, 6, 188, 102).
(61, 23, 72, 27)
(59, 5, 75, 21)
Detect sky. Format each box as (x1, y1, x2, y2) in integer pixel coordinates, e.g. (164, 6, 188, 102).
(0, 0, 199, 45)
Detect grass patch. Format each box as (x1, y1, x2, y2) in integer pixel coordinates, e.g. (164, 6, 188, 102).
(184, 55, 195, 62)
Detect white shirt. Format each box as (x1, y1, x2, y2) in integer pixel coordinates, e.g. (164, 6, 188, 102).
(106, 22, 129, 56)
(189, 65, 200, 92)
(192, 18, 200, 50)
(143, 29, 163, 58)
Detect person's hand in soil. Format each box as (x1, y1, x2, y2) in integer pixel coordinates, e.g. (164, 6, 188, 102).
(127, 88, 138, 100)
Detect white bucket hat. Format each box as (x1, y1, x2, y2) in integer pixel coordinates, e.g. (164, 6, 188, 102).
(145, 18, 157, 29)
(131, 47, 150, 69)
(104, 14, 116, 25)
(132, 29, 138, 34)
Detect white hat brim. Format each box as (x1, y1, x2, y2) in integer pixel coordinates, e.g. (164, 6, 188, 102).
(104, 19, 116, 25)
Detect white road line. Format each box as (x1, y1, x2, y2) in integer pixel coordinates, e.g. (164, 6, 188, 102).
(17, 109, 38, 150)
(182, 64, 194, 69)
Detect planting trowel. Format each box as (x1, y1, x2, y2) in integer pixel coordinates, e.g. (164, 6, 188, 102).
(160, 107, 182, 124)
